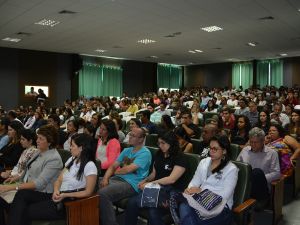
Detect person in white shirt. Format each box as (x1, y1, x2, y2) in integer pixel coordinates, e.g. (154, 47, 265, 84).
(271, 103, 290, 127)
(227, 93, 239, 107)
(178, 135, 238, 225)
(84, 105, 96, 122)
(18, 133, 98, 224)
(24, 111, 36, 129)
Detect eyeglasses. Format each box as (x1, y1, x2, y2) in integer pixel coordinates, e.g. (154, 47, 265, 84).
(209, 147, 222, 152)
(129, 133, 143, 138)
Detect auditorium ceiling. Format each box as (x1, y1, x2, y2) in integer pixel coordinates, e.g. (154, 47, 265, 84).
(0, 0, 300, 65)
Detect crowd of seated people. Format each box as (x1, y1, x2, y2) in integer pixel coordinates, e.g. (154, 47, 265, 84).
(0, 85, 300, 224)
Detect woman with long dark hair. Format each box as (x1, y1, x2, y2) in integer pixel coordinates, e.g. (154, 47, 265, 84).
(9, 133, 97, 225)
(96, 119, 120, 174)
(255, 110, 271, 134)
(0, 121, 24, 169)
(125, 131, 187, 225)
(231, 115, 251, 148)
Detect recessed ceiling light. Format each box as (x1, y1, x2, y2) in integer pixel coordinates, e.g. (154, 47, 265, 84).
(137, 39, 156, 44)
(247, 42, 258, 47)
(34, 19, 60, 27)
(279, 53, 288, 56)
(150, 56, 158, 58)
(2, 37, 21, 42)
(201, 26, 223, 32)
(95, 49, 107, 53)
(194, 49, 203, 53)
(188, 50, 196, 53)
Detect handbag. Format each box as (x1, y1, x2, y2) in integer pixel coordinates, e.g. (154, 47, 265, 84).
(140, 183, 171, 208)
(183, 189, 226, 219)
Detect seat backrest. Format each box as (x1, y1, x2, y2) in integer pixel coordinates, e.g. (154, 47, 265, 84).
(230, 144, 240, 161)
(231, 161, 252, 208)
(181, 153, 201, 188)
(190, 138, 203, 155)
(203, 112, 219, 124)
(146, 146, 159, 172)
(57, 149, 72, 166)
(145, 134, 159, 147)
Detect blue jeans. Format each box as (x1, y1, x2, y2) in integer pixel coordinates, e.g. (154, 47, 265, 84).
(179, 202, 232, 225)
(125, 192, 169, 225)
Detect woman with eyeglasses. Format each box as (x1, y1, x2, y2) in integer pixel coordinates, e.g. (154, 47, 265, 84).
(124, 131, 187, 225)
(178, 135, 238, 225)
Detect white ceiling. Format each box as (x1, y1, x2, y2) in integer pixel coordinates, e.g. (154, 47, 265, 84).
(0, 0, 300, 65)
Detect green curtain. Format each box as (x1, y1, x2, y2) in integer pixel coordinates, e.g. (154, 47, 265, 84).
(79, 63, 122, 97)
(101, 66, 123, 97)
(256, 59, 283, 88)
(79, 63, 102, 97)
(270, 59, 283, 87)
(232, 63, 240, 89)
(240, 62, 253, 89)
(232, 62, 253, 89)
(157, 64, 171, 88)
(170, 66, 182, 89)
(256, 60, 269, 88)
(157, 64, 182, 89)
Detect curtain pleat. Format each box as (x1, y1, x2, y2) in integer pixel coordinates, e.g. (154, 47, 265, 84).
(79, 63, 122, 97)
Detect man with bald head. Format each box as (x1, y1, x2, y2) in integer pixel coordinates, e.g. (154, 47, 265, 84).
(98, 128, 152, 225)
(194, 123, 218, 156)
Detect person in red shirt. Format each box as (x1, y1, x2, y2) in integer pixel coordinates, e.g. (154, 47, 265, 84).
(284, 90, 299, 107)
(221, 107, 235, 130)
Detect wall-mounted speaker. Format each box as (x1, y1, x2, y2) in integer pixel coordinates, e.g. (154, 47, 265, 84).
(72, 54, 83, 73)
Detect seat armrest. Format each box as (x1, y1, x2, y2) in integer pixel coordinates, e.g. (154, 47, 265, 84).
(233, 199, 256, 214)
(64, 195, 99, 225)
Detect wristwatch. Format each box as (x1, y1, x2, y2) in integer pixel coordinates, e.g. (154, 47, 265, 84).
(15, 185, 19, 191)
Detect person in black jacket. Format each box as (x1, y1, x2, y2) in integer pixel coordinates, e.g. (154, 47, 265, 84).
(0, 121, 24, 170)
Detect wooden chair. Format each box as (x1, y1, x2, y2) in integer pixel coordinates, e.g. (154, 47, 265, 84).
(32, 195, 100, 225)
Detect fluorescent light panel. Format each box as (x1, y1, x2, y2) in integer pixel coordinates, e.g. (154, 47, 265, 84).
(201, 26, 223, 32)
(95, 49, 107, 53)
(280, 53, 287, 56)
(189, 49, 203, 53)
(2, 37, 21, 42)
(137, 39, 156, 44)
(34, 19, 60, 27)
(247, 42, 258, 47)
